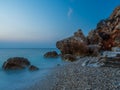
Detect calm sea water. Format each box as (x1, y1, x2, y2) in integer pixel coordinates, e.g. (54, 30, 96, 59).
(0, 48, 65, 90)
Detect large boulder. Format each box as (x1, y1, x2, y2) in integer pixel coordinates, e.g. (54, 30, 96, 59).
(44, 51, 58, 58)
(2, 57, 30, 70)
(56, 29, 89, 56)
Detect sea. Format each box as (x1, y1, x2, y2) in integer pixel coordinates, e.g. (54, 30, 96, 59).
(0, 48, 66, 90)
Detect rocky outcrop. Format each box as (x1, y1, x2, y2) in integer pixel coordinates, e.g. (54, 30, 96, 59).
(56, 29, 89, 56)
(44, 51, 58, 58)
(56, 6, 120, 56)
(2, 57, 39, 71)
(87, 6, 120, 50)
(110, 6, 120, 19)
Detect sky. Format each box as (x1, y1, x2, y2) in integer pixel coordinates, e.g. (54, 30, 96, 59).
(0, 0, 119, 48)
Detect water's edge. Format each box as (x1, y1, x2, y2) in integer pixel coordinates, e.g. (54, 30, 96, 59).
(0, 48, 65, 90)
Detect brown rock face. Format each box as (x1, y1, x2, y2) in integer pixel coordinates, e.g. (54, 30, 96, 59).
(87, 6, 120, 50)
(56, 29, 88, 56)
(2, 57, 30, 70)
(110, 6, 120, 19)
(56, 6, 120, 56)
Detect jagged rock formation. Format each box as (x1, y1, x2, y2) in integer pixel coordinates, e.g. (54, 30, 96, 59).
(56, 29, 89, 56)
(87, 6, 120, 50)
(56, 6, 120, 56)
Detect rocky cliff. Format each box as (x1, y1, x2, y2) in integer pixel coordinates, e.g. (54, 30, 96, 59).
(56, 6, 120, 56)
(87, 6, 120, 50)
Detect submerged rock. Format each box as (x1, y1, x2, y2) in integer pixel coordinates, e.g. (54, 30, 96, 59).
(29, 65, 39, 71)
(2, 57, 30, 70)
(44, 51, 58, 58)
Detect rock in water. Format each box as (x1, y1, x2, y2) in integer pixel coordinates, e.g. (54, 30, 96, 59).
(29, 65, 39, 71)
(2, 57, 30, 70)
(44, 51, 58, 58)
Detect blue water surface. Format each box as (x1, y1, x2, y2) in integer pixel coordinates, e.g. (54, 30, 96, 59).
(0, 48, 65, 90)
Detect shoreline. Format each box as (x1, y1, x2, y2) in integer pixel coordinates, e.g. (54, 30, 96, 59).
(24, 57, 120, 90)
(22, 64, 67, 90)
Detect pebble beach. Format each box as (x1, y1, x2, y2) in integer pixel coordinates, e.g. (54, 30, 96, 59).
(25, 57, 120, 90)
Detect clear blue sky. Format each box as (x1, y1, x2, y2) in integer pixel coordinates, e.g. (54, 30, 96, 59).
(0, 0, 119, 48)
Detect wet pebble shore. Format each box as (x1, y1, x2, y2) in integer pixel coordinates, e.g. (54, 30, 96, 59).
(25, 57, 120, 90)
